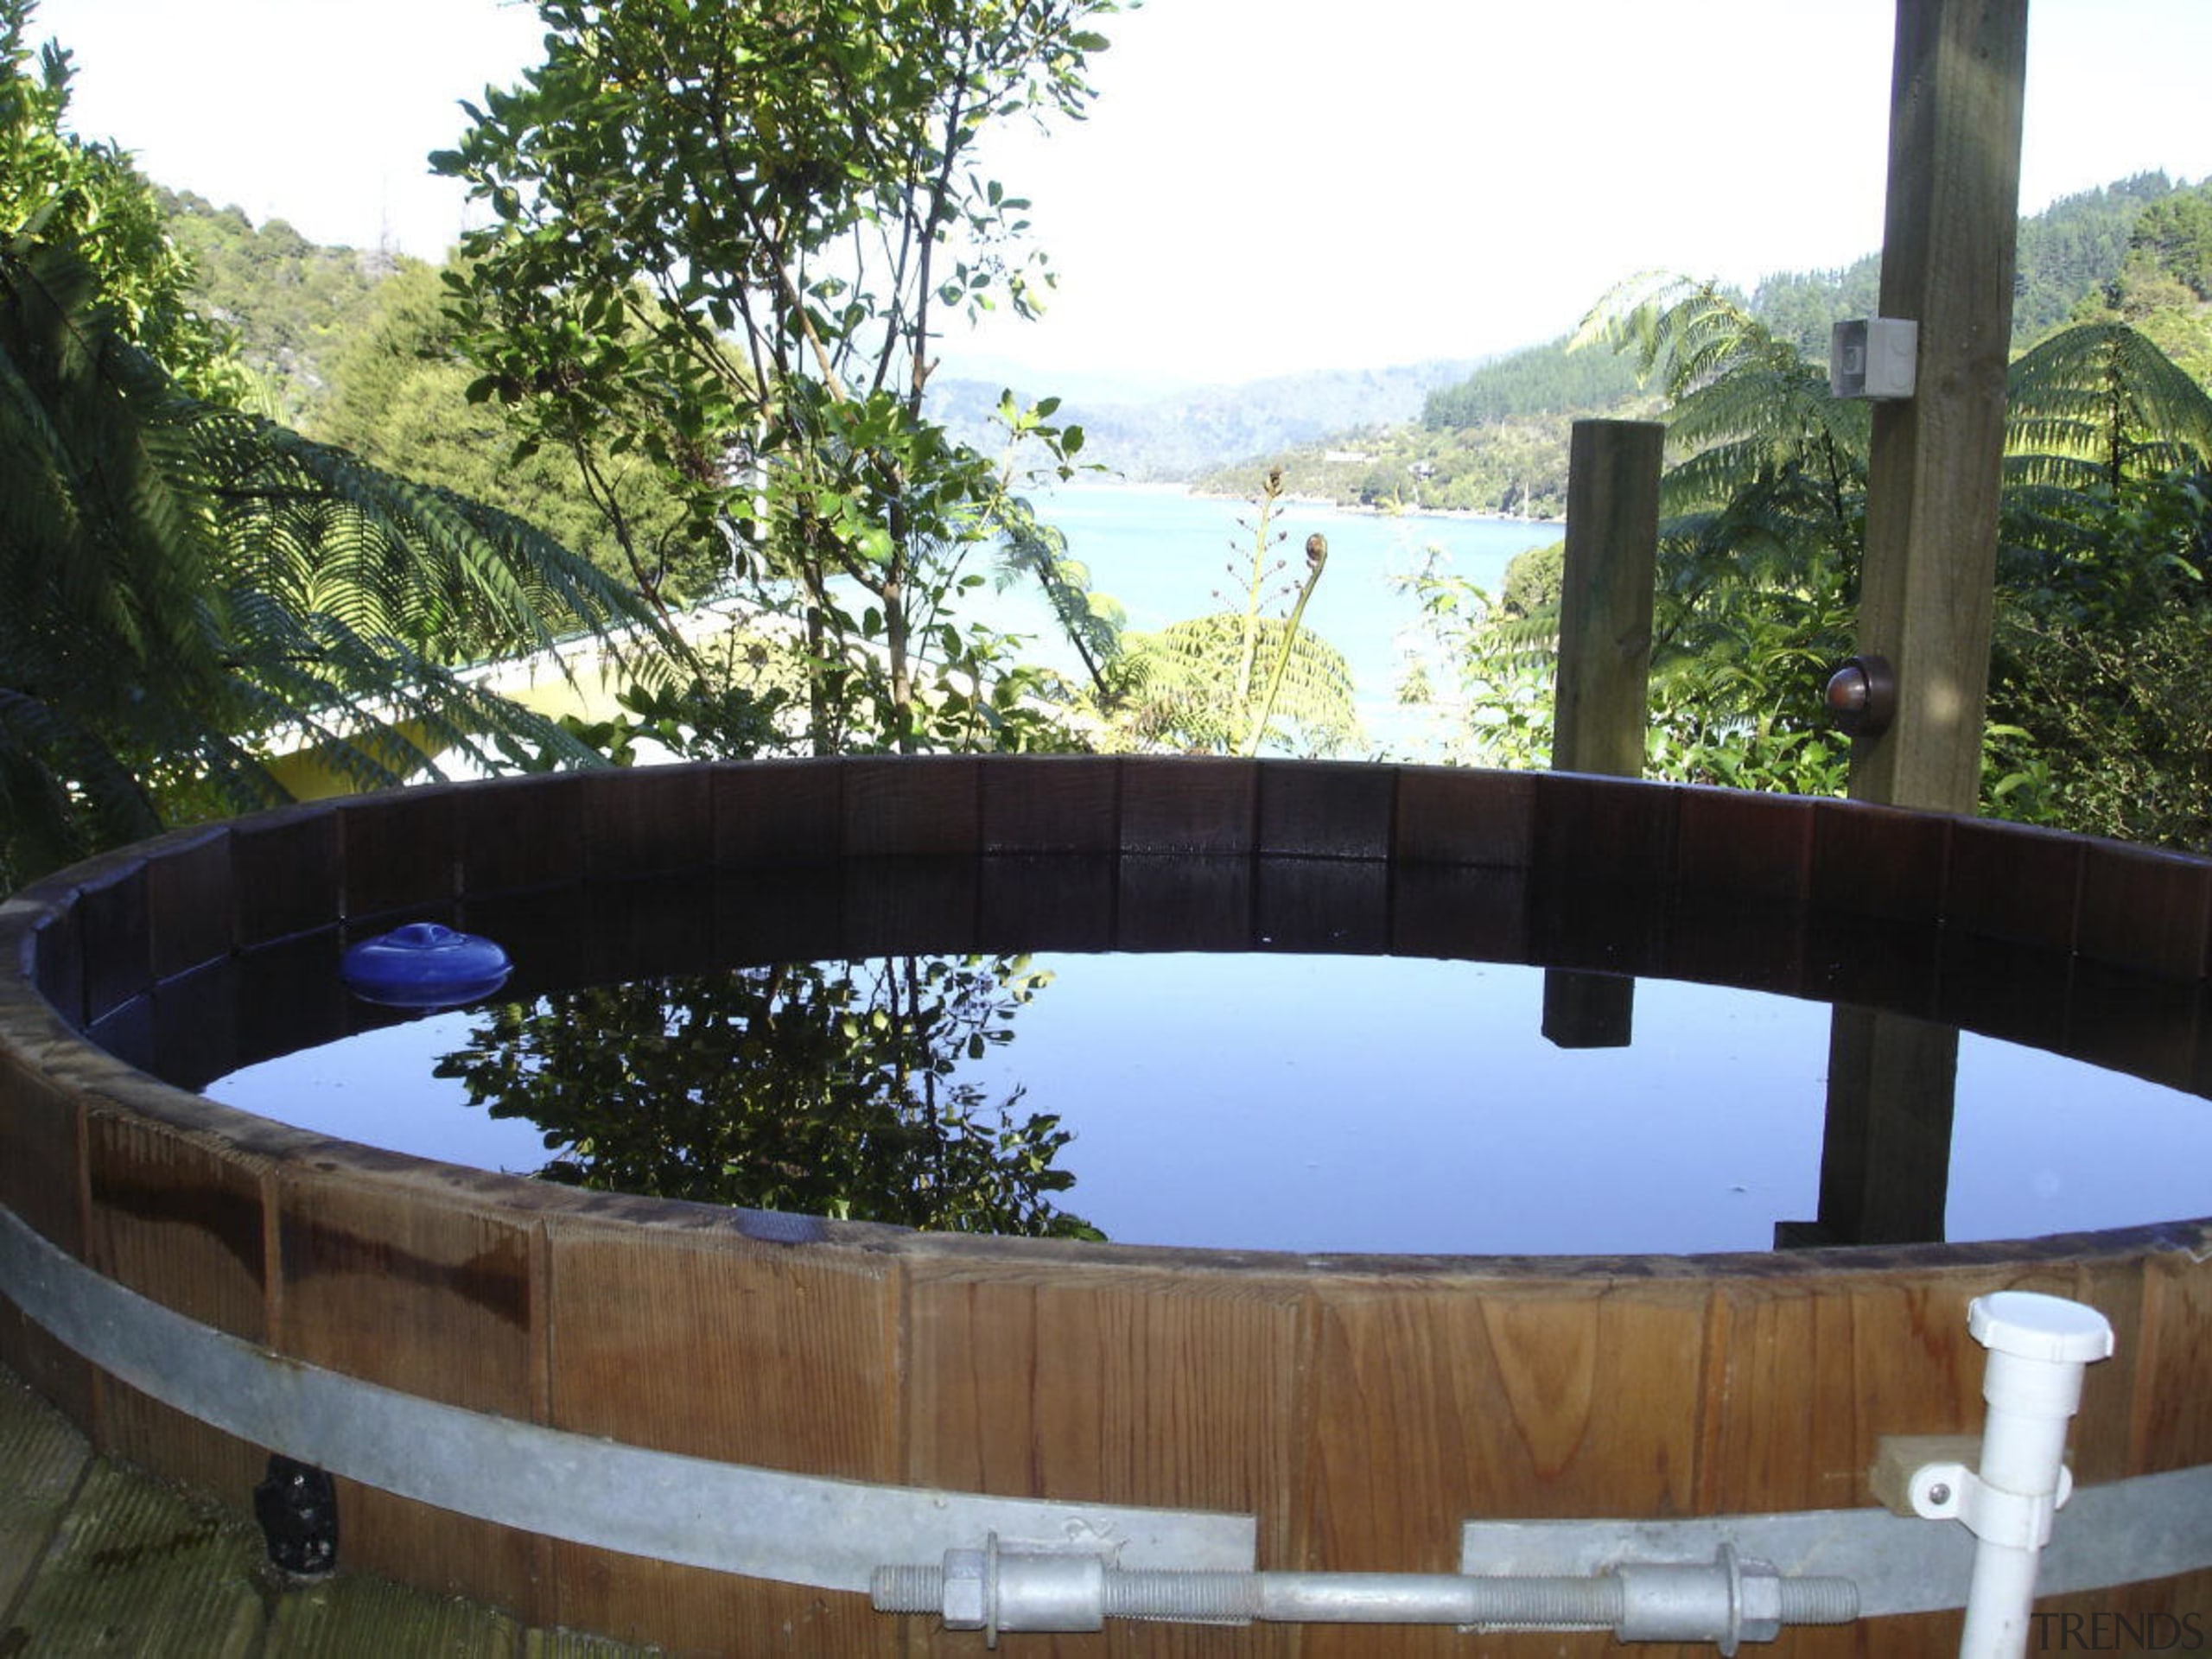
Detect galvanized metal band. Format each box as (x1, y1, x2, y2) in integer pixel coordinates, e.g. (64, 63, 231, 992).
(0, 1203, 1256, 1590)
(1461, 1463, 2212, 1616)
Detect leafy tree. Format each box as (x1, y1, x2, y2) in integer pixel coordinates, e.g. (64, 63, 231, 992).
(433, 955, 1100, 1238)
(0, 0, 658, 887)
(2069, 178, 2212, 385)
(0, 6, 235, 397)
(1543, 277, 1868, 793)
(1395, 553, 1556, 769)
(435, 0, 1113, 753)
(2012, 172, 2178, 341)
(993, 499, 1125, 701)
(1983, 325, 2212, 842)
(313, 259, 711, 602)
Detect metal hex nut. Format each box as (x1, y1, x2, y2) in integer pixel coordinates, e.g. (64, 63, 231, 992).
(1736, 1556, 1784, 1647)
(940, 1548, 988, 1631)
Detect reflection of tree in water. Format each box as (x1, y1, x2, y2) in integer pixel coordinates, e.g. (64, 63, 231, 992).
(434, 955, 1100, 1238)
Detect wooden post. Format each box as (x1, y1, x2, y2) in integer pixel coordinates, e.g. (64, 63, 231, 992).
(1543, 420, 1664, 1050)
(1848, 0, 2028, 812)
(1794, 0, 2030, 1249)
(1551, 420, 1665, 779)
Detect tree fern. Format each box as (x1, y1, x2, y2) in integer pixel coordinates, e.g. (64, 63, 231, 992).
(0, 234, 662, 888)
(992, 502, 1122, 697)
(1104, 613, 1358, 757)
(2003, 321, 2212, 493)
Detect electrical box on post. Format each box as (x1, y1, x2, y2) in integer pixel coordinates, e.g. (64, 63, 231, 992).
(1829, 317, 1919, 400)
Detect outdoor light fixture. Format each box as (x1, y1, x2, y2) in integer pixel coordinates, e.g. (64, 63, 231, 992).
(1825, 654, 1897, 737)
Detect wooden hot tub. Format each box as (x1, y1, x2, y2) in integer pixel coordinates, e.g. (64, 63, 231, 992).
(1, 755, 2207, 1654)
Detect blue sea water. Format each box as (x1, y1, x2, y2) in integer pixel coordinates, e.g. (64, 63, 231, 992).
(963, 484, 1560, 757)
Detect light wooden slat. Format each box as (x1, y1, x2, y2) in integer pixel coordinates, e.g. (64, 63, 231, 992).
(902, 1252, 1305, 1658)
(544, 1216, 899, 1653)
(272, 1165, 550, 1623)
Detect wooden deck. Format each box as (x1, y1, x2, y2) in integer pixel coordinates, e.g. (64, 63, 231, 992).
(0, 1361, 657, 1657)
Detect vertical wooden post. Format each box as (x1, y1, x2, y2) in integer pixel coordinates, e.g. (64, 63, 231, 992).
(1551, 420, 1665, 779)
(1544, 420, 1664, 1050)
(1795, 0, 2030, 1249)
(1849, 0, 2029, 813)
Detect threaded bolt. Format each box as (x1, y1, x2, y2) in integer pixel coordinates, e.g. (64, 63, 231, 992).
(1103, 1569, 1262, 1622)
(869, 1564, 941, 1614)
(1778, 1575, 1859, 1624)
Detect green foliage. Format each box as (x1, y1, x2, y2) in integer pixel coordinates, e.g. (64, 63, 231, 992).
(436, 0, 1114, 755)
(0, 3, 237, 399)
(1107, 612, 1359, 757)
(2001, 321, 2212, 500)
(2016, 172, 2182, 341)
(1497, 539, 1564, 620)
(1745, 258, 1883, 363)
(432, 956, 1101, 1239)
(156, 189, 389, 427)
(1552, 277, 1869, 795)
(2123, 185, 2212, 303)
(1090, 472, 1359, 755)
(1985, 467, 2212, 846)
(0, 238, 652, 882)
(1395, 562, 1554, 769)
(2068, 176, 2212, 384)
(310, 259, 713, 606)
(1414, 258, 2212, 838)
(0, 3, 663, 887)
(993, 501, 1125, 699)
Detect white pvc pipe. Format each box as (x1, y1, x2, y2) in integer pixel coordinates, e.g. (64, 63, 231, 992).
(1956, 1293, 2114, 1659)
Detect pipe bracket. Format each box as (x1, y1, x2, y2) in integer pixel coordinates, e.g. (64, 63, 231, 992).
(1910, 1459, 2073, 1551)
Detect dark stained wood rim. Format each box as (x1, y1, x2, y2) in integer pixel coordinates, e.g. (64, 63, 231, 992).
(6, 755, 2209, 1282)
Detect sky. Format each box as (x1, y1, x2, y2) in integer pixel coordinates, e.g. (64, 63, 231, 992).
(29, 0, 2212, 391)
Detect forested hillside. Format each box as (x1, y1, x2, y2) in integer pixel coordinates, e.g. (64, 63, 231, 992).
(1749, 171, 2173, 356)
(1198, 171, 2210, 517)
(157, 168, 2211, 541)
(157, 189, 393, 426)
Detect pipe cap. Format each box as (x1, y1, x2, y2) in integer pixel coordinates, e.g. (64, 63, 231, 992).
(1968, 1292, 2114, 1364)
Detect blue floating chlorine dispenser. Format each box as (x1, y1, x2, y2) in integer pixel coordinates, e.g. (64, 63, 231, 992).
(340, 922, 511, 1009)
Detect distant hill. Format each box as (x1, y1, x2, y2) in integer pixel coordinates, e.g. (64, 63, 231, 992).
(1197, 171, 2209, 517)
(1747, 170, 2177, 358)
(926, 360, 1482, 482)
(161, 169, 2207, 518)
(158, 189, 401, 428)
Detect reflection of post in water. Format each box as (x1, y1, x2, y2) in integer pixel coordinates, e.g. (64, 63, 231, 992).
(1777, 1007, 1958, 1248)
(1541, 973, 1635, 1049)
(1543, 419, 1664, 1049)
